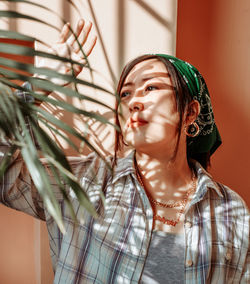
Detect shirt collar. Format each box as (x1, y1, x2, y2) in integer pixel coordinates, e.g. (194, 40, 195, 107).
(112, 151, 224, 200)
(191, 160, 223, 205)
(111, 150, 136, 184)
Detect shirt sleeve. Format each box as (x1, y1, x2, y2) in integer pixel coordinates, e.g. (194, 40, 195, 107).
(14, 81, 35, 103)
(0, 82, 45, 220)
(0, 143, 46, 220)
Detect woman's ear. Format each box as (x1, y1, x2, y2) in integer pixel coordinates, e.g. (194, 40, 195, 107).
(185, 100, 200, 125)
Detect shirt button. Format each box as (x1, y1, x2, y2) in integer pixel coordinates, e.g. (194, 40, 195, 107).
(186, 259, 193, 267)
(225, 250, 232, 261)
(185, 222, 192, 228)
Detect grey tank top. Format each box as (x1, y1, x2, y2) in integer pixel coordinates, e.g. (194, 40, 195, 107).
(140, 230, 185, 284)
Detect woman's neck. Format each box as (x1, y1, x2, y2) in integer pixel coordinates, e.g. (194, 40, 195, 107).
(135, 150, 193, 200)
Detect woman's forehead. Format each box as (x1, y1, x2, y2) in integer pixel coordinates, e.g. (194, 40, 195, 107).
(123, 58, 170, 85)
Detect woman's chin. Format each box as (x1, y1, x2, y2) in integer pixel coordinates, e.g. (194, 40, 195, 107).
(124, 137, 163, 152)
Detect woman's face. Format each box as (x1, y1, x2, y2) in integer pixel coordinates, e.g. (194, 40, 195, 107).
(118, 58, 183, 156)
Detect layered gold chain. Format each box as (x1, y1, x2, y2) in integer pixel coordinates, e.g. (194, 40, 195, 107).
(136, 168, 196, 227)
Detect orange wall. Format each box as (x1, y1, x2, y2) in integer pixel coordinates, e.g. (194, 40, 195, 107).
(176, 0, 250, 207)
(0, 207, 37, 284)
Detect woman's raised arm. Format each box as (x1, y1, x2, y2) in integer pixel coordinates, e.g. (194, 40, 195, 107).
(0, 19, 98, 222)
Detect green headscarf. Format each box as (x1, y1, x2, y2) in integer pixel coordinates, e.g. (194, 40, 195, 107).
(156, 54, 222, 156)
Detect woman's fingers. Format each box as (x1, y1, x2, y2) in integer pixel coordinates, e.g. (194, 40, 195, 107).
(67, 19, 85, 46)
(77, 36, 97, 66)
(73, 21, 93, 53)
(80, 22, 93, 47)
(51, 19, 97, 77)
(58, 19, 96, 56)
(84, 35, 97, 57)
(58, 22, 71, 43)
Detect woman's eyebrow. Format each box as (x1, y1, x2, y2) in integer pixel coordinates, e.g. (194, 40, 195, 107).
(142, 73, 170, 81)
(122, 82, 134, 87)
(123, 72, 170, 87)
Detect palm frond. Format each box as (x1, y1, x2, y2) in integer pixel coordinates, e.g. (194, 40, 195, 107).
(0, 0, 117, 232)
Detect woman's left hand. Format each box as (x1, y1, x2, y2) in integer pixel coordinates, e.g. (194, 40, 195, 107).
(35, 19, 97, 87)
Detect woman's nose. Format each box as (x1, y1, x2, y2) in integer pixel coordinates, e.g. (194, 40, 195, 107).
(129, 101, 144, 112)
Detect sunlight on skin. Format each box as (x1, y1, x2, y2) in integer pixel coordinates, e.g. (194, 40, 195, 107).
(119, 66, 179, 154)
(118, 59, 187, 161)
(118, 58, 200, 233)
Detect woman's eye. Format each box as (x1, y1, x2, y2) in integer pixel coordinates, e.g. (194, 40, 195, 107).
(146, 85, 157, 91)
(120, 91, 130, 98)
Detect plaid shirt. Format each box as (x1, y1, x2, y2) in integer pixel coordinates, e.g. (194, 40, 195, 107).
(0, 147, 249, 283)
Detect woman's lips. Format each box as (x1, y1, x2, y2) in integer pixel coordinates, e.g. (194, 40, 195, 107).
(128, 117, 148, 128)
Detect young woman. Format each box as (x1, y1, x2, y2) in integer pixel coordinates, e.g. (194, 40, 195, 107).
(0, 21, 249, 283)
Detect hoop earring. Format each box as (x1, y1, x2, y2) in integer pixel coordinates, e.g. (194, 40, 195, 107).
(185, 122, 200, 137)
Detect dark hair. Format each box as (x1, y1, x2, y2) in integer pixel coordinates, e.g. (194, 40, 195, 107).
(114, 54, 210, 169)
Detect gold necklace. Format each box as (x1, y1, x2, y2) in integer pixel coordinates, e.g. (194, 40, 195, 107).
(136, 167, 196, 227)
(148, 171, 196, 209)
